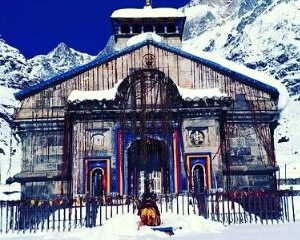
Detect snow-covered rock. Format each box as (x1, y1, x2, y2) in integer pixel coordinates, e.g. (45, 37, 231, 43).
(28, 43, 94, 84)
(0, 39, 95, 89)
(0, 38, 30, 88)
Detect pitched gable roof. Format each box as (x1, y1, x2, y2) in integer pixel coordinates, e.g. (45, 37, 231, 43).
(15, 40, 283, 105)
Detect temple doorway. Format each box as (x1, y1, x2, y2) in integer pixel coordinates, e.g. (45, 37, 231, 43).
(192, 164, 206, 193)
(90, 168, 104, 197)
(127, 139, 170, 195)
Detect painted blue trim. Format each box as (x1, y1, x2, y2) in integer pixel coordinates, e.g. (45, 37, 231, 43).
(15, 40, 279, 100)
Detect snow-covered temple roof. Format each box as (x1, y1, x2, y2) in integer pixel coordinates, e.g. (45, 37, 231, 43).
(126, 33, 162, 47)
(15, 34, 289, 110)
(111, 6, 185, 19)
(68, 81, 227, 103)
(68, 80, 122, 102)
(177, 87, 227, 100)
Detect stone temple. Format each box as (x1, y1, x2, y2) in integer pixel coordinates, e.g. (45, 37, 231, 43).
(11, 2, 287, 198)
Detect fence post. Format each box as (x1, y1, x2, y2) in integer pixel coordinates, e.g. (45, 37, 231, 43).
(182, 194, 185, 216)
(63, 200, 66, 231)
(216, 193, 220, 222)
(290, 187, 295, 223)
(242, 194, 247, 224)
(176, 194, 179, 215)
(10, 202, 14, 233)
(286, 193, 290, 222)
(253, 194, 257, 224)
(264, 195, 268, 225)
(187, 193, 190, 215)
(116, 196, 119, 215)
(222, 194, 225, 224)
(276, 193, 279, 224)
(0, 201, 2, 233)
(47, 201, 50, 231)
(74, 198, 78, 228)
(248, 194, 252, 224)
(106, 196, 108, 220)
(52, 201, 55, 231)
(121, 196, 124, 215)
(171, 194, 173, 213)
(165, 194, 168, 213)
(79, 197, 82, 227)
(238, 194, 241, 224)
(69, 198, 72, 231)
(85, 198, 89, 228)
(40, 201, 44, 232)
(99, 197, 102, 226)
(232, 193, 236, 224)
(110, 197, 113, 218)
(227, 193, 231, 225)
(5, 202, 8, 232)
(22, 202, 26, 233)
(270, 193, 274, 224)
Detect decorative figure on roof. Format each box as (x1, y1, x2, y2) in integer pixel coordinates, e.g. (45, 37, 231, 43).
(146, 0, 152, 7)
(143, 53, 155, 68)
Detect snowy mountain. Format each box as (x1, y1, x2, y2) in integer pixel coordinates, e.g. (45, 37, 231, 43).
(0, 39, 94, 89)
(182, 0, 300, 99)
(0, 39, 29, 89)
(28, 43, 93, 85)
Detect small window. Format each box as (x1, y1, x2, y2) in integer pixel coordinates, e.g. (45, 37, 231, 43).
(144, 24, 153, 32)
(167, 24, 176, 33)
(132, 24, 141, 34)
(121, 24, 130, 34)
(156, 24, 164, 34)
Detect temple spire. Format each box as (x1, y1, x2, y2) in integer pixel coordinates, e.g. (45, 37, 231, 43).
(145, 0, 152, 7)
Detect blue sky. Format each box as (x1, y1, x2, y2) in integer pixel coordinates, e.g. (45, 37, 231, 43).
(0, 0, 189, 58)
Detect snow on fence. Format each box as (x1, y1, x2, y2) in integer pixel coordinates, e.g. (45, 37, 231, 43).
(0, 190, 295, 234)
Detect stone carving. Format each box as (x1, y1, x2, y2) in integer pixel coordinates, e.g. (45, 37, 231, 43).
(189, 130, 205, 146)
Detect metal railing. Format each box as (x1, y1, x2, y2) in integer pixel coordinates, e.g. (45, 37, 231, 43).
(0, 190, 295, 234)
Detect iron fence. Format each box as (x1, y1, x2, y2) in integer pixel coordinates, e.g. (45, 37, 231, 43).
(0, 190, 295, 234)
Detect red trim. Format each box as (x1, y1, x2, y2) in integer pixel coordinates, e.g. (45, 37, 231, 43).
(117, 130, 123, 195)
(173, 130, 181, 193)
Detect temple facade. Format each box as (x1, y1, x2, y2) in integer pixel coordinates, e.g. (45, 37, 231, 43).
(12, 3, 284, 199)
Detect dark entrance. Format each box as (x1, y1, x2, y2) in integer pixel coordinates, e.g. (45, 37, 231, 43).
(128, 139, 169, 195)
(193, 165, 206, 193)
(117, 69, 181, 195)
(90, 168, 104, 197)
